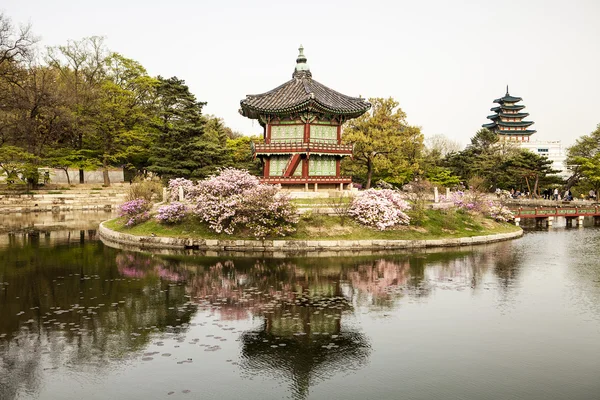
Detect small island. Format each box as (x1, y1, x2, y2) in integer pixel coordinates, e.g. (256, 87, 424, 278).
(99, 168, 522, 254)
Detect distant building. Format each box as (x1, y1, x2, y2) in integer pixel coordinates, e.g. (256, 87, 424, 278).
(483, 87, 536, 142)
(482, 88, 568, 178)
(519, 140, 570, 179)
(239, 46, 371, 190)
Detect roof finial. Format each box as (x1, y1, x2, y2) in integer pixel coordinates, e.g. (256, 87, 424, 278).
(293, 44, 311, 78)
(506, 85, 509, 95)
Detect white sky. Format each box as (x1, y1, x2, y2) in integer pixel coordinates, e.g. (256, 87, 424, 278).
(3, 0, 599, 147)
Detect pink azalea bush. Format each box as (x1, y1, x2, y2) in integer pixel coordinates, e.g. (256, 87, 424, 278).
(167, 178, 194, 201)
(191, 168, 298, 238)
(119, 198, 151, 227)
(156, 202, 188, 224)
(442, 191, 515, 222)
(348, 189, 411, 230)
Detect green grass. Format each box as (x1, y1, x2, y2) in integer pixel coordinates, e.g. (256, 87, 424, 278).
(104, 209, 520, 241)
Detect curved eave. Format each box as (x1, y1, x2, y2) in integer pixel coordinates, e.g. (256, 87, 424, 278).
(497, 129, 537, 135)
(491, 105, 525, 112)
(486, 113, 530, 120)
(482, 122, 497, 129)
(240, 99, 370, 120)
(493, 95, 523, 103)
(497, 121, 535, 127)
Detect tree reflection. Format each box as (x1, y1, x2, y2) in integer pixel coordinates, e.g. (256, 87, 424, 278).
(0, 236, 194, 400)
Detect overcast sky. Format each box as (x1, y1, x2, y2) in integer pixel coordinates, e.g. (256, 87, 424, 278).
(3, 0, 599, 147)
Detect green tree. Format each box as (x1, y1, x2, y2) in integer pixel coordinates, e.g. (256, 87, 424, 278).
(147, 77, 229, 180)
(566, 124, 600, 193)
(89, 53, 156, 186)
(46, 36, 108, 183)
(445, 129, 519, 190)
(505, 149, 557, 196)
(342, 97, 424, 189)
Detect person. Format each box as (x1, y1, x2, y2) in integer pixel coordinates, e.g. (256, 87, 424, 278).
(565, 189, 572, 201)
(589, 189, 596, 201)
(553, 188, 559, 201)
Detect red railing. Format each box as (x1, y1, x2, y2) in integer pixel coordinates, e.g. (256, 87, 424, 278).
(260, 176, 352, 185)
(512, 206, 600, 218)
(253, 141, 353, 155)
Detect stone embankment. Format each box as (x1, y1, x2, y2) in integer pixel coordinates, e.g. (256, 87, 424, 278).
(0, 185, 129, 214)
(99, 222, 523, 256)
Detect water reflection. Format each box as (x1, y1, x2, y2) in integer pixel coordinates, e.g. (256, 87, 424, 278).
(0, 235, 194, 400)
(3, 227, 600, 400)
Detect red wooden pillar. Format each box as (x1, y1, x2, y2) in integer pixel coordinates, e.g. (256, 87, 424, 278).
(336, 125, 341, 144)
(266, 124, 272, 144)
(264, 158, 270, 178)
(302, 157, 308, 178)
(304, 123, 310, 143)
(336, 158, 341, 177)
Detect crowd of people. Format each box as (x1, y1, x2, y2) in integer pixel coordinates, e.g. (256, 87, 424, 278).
(496, 187, 598, 202)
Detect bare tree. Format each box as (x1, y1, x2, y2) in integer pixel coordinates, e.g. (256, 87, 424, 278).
(425, 134, 462, 157)
(0, 13, 37, 82)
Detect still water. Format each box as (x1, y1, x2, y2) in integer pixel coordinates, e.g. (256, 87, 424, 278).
(1, 214, 599, 400)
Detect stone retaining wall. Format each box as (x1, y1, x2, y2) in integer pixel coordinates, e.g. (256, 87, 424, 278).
(0, 191, 127, 213)
(99, 222, 523, 256)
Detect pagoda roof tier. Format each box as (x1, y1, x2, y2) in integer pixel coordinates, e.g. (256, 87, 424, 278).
(482, 120, 534, 129)
(497, 129, 537, 135)
(240, 46, 371, 120)
(486, 112, 530, 120)
(493, 94, 522, 104)
(491, 105, 525, 112)
(495, 120, 534, 127)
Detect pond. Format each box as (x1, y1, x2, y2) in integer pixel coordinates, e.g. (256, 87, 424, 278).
(1, 214, 599, 400)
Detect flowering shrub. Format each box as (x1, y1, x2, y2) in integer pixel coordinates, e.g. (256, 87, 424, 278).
(156, 202, 188, 224)
(442, 190, 490, 212)
(348, 189, 410, 230)
(191, 168, 298, 238)
(168, 178, 194, 201)
(442, 190, 515, 223)
(489, 204, 515, 222)
(119, 198, 152, 227)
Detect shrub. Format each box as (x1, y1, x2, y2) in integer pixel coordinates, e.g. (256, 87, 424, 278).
(119, 198, 152, 227)
(489, 204, 515, 222)
(191, 168, 297, 238)
(443, 190, 490, 212)
(167, 178, 195, 202)
(348, 189, 410, 230)
(126, 177, 163, 202)
(156, 202, 188, 224)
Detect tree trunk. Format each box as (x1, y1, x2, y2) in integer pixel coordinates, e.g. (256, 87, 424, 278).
(64, 168, 71, 185)
(102, 156, 111, 187)
(78, 131, 84, 184)
(365, 160, 374, 189)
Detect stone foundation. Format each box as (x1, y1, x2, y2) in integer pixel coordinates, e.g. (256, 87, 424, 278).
(99, 222, 523, 257)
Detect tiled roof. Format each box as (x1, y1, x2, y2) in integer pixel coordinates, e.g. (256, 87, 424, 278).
(240, 46, 370, 120)
(240, 77, 371, 119)
(493, 94, 523, 104)
(491, 105, 525, 112)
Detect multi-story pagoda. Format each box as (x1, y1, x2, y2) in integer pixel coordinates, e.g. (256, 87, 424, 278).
(482, 87, 536, 142)
(240, 46, 371, 190)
